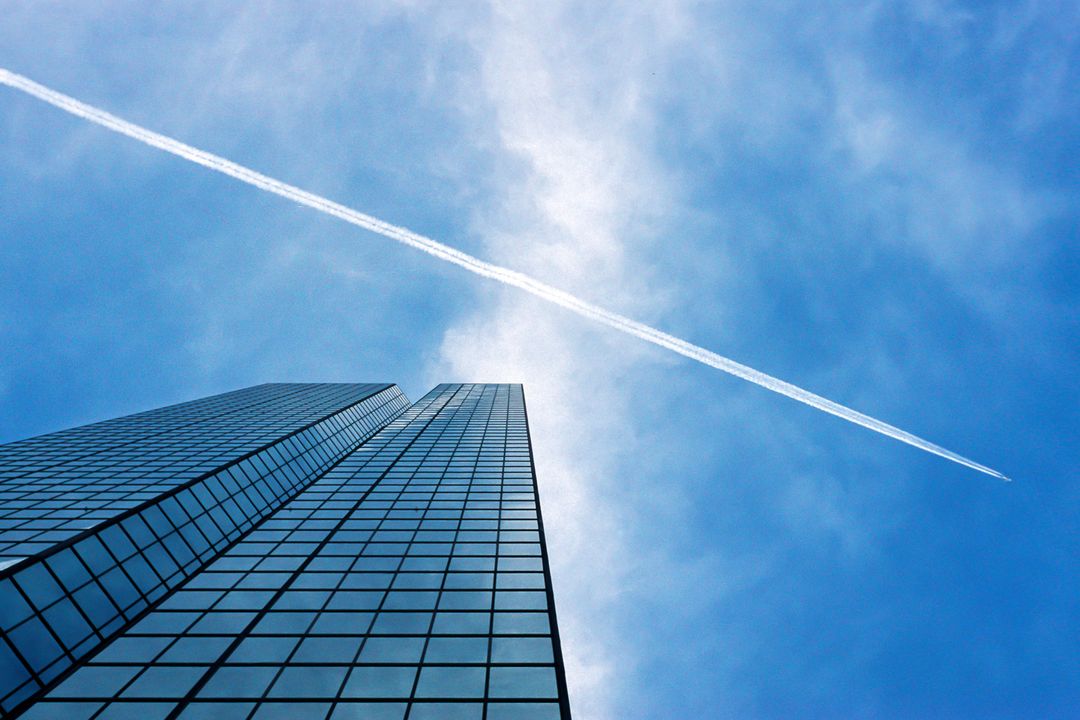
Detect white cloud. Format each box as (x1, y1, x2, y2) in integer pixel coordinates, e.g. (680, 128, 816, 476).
(425, 2, 1056, 713)
(426, 4, 692, 716)
(826, 54, 1050, 278)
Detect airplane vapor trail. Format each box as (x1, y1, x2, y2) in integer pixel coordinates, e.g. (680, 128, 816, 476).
(0, 67, 1009, 481)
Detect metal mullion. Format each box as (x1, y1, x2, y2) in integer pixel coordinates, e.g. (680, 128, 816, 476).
(101, 539, 158, 622)
(7, 570, 80, 684)
(328, 483, 407, 701)
(242, 466, 286, 511)
(406, 394, 483, 717)
(158, 505, 205, 574)
(400, 474, 446, 712)
(240, 528, 320, 718)
(150, 508, 192, 576)
(57, 543, 125, 641)
(340, 385, 469, 709)
(226, 469, 262, 521)
(481, 386, 506, 714)
(103, 523, 169, 611)
(172, 505, 217, 568)
(189, 509, 230, 557)
(388, 386, 477, 712)
(235, 464, 276, 513)
(0, 384, 319, 488)
(69, 535, 134, 633)
(0, 385, 401, 582)
(184, 484, 233, 553)
(164, 387, 458, 719)
(0, 632, 41, 712)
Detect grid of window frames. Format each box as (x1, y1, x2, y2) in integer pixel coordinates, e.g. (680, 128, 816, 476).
(22, 384, 571, 720)
(0, 384, 412, 716)
(0, 384, 400, 565)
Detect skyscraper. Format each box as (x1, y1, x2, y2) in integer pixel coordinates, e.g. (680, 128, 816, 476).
(0, 383, 571, 719)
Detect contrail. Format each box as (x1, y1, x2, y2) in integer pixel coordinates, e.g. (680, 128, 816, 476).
(0, 67, 1009, 481)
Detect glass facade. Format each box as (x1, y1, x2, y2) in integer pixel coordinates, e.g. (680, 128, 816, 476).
(0, 383, 403, 565)
(0, 384, 411, 715)
(1, 383, 571, 719)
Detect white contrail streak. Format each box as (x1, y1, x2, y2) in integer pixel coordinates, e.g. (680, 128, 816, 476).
(0, 67, 1009, 481)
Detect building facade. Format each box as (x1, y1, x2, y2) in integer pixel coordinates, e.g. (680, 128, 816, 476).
(0, 383, 570, 720)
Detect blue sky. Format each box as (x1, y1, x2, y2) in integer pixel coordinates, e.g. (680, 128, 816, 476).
(1, 2, 1078, 718)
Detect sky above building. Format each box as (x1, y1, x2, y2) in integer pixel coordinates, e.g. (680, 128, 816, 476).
(0, 2, 1077, 718)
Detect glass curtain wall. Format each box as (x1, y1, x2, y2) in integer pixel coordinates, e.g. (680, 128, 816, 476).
(6, 384, 571, 720)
